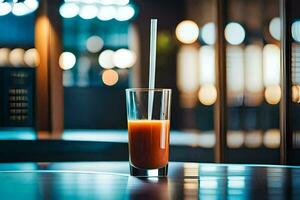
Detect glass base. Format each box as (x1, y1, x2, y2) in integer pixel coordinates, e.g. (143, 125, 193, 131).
(130, 164, 168, 177)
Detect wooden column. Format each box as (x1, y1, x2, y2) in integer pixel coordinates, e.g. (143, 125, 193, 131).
(280, 0, 292, 164)
(214, 0, 227, 163)
(35, 0, 63, 139)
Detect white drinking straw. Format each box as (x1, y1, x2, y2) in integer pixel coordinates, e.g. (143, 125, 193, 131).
(148, 19, 157, 120)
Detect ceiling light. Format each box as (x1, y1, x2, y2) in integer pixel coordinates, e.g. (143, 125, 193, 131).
(59, 3, 79, 18)
(115, 5, 135, 21)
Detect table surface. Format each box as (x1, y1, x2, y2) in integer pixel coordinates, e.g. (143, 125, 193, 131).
(0, 162, 300, 199)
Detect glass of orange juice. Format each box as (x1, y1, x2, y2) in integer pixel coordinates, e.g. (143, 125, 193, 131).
(126, 88, 171, 176)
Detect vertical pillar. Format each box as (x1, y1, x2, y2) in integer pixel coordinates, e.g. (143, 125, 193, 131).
(214, 0, 228, 163)
(35, 0, 63, 138)
(280, 0, 292, 164)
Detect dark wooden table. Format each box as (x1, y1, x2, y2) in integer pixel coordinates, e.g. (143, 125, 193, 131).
(0, 162, 299, 199)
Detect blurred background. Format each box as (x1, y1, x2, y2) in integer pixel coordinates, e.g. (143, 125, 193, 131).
(0, 0, 300, 163)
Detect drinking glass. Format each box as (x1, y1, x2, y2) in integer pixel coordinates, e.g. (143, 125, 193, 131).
(126, 88, 171, 176)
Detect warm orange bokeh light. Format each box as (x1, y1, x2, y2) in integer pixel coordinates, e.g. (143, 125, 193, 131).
(198, 85, 217, 106)
(264, 85, 281, 105)
(102, 69, 119, 86)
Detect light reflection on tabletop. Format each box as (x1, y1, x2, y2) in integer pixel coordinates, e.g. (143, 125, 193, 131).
(0, 162, 299, 199)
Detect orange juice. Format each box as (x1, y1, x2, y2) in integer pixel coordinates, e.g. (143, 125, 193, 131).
(128, 120, 170, 169)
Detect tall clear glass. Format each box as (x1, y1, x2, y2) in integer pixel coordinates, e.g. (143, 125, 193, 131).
(126, 88, 172, 176)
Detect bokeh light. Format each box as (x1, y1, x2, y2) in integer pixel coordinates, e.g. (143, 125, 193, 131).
(115, 5, 135, 21)
(0, 48, 10, 66)
(84, 0, 97, 4)
(269, 17, 280, 41)
(99, 0, 114, 5)
(177, 45, 198, 93)
(0, 1, 38, 16)
(245, 45, 263, 93)
(24, 0, 39, 10)
(198, 133, 215, 148)
(264, 85, 281, 105)
(59, 52, 76, 70)
(264, 129, 280, 148)
(292, 85, 300, 103)
(98, 50, 115, 69)
(114, 0, 129, 6)
(227, 46, 244, 96)
(244, 45, 264, 106)
(198, 85, 217, 106)
(24, 48, 39, 67)
(79, 5, 98, 19)
(175, 20, 199, 44)
(225, 22, 245, 45)
(59, 3, 79, 18)
(201, 22, 215, 45)
(113, 49, 136, 68)
(102, 69, 119, 86)
(97, 6, 116, 21)
(12, 3, 32, 16)
(9, 48, 25, 67)
(292, 20, 300, 42)
(227, 131, 244, 148)
(199, 45, 215, 85)
(86, 36, 104, 53)
(244, 131, 263, 148)
(0, 2, 11, 16)
(263, 44, 280, 86)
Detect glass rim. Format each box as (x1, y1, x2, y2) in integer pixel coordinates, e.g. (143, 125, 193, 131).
(126, 88, 172, 92)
